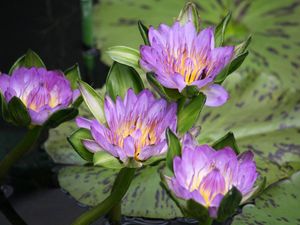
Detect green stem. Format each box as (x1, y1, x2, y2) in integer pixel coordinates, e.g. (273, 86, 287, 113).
(107, 203, 121, 225)
(71, 167, 136, 225)
(80, 0, 93, 47)
(0, 126, 43, 182)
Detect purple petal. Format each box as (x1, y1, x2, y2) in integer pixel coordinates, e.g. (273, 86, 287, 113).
(28, 108, 50, 125)
(167, 177, 191, 200)
(104, 95, 117, 129)
(202, 84, 229, 107)
(172, 73, 187, 92)
(76, 117, 93, 129)
(124, 88, 137, 111)
(138, 141, 167, 161)
(148, 26, 168, 47)
(0, 74, 10, 94)
(82, 139, 103, 153)
(191, 190, 206, 206)
(209, 46, 234, 77)
(72, 89, 80, 102)
(195, 27, 214, 57)
(90, 122, 118, 157)
(199, 169, 226, 204)
(123, 136, 135, 158)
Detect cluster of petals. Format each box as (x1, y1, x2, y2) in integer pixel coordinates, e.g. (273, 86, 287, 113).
(140, 21, 234, 107)
(167, 134, 257, 217)
(0, 67, 78, 125)
(76, 89, 177, 163)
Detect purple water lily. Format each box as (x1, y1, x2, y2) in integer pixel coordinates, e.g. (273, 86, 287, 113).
(76, 89, 177, 163)
(140, 21, 234, 106)
(167, 134, 257, 218)
(0, 67, 78, 125)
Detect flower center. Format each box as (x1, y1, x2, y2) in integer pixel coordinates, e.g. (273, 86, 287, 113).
(115, 119, 158, 160)
(167, 47, 208, 84)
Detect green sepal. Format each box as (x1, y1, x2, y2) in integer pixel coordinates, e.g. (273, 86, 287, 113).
(146, 72, 181, 101)
(125, 158, 143, 168)
(215, 12, 232, 46)
(9, 49, 45, 74)
(44, 108, 78, 129)
(214, 51, 249, 84)
(212, 132, 240, 154)
(166, 128, 181, 173)
(186, 200, 212, 225)
(0, 92, 10, 122)
(72, 95, 83, 108)
(227, 51, 249, 75)
(234, 35, 252, 56)
(177, 93, 206, 134)
(106, 46, 141, 70)
(7, 97, 31, 126)
(78, 80, 106, 123)
(93, 151, 124, 169)
(106, 62, 144, 101)
(67, 128, 94, 162)
(64, 64, 82, 90)
(142, 155, 165, 166)
(177, 2, 200, 32)
(217, 186, 242, 222)
(138, 20, 150, 45)
(181, 85, 199, 98)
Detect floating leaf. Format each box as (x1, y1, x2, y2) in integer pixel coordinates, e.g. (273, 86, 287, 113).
(58, 164, 182, 219)
(232, 171, 300, 225)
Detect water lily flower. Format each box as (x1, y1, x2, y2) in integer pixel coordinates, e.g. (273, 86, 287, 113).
(140, 21, 234, 106)
(76, 89, 177, 163)
(167, 134, 258, 218)
(0, 67, 79, 125)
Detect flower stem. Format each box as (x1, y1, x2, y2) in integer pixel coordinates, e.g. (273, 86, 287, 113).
(0, 126, 44, 182)
(71, 167, 136, 225)
(107, 203, 121, 225)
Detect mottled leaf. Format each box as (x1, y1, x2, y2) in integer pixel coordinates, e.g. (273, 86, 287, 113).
(232, 171, 300, 225)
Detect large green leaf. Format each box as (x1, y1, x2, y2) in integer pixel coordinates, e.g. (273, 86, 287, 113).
(232, 171, 300, 225)
(93, 0, 300, 89)
(58, 163, 182, 219)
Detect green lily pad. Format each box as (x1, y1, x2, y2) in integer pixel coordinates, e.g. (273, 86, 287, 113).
(93, 0, 300, 89)
(58, 163, 181, 218)
(232, 171, 300, 225)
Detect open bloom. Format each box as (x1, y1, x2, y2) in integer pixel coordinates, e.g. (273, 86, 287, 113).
(140, 21, 234, 106)
(76, 89, 177, 163)
(0, 67, 78, 125)
(167, 134, 257, 218)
